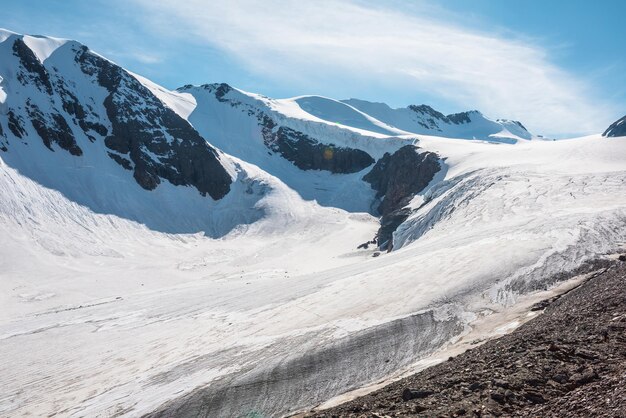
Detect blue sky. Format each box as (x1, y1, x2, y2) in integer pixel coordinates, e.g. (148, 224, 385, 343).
(3, 0, 625, 137)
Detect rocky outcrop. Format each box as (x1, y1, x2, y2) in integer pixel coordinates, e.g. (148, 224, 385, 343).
(213, 83, 233, 102)
(27, 103, 82, 156)
(56, 80, 107, 142)
(12, 38, 52, 95)
(363, 145, 440, 249)
(7, 111, 26, 139)
(9, 38, 83, 155)
(264, 126, 375, 174)
(447, 110, 473, 125)
(408, 105, 475, 129)
(182, 84, 376, 175)
(0, 122, 5, 152)
(603, 115, 626, 137)
(75, 46, 232, 199)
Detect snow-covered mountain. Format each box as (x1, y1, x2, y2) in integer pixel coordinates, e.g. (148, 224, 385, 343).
(0, 29, 277, 237)
(0, 26, 539, 243)
(1, 29, 626, 418)
(343, 98, 536, 142)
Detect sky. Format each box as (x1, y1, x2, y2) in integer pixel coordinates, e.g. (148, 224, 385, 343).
(3, 0, 625, 137)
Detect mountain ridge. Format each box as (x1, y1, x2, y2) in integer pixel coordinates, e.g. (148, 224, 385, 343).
(603, 114, 626, 137)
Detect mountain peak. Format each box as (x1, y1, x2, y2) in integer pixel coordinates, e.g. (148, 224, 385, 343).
(0, 29, 76, 63)
(603, 114, 626, 137)
(342, 99, 531, 141)
(0, 31, 233, 200)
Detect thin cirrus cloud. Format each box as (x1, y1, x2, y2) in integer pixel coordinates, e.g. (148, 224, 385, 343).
(130, 0, 615, 137)
(126, 52, 163, 65)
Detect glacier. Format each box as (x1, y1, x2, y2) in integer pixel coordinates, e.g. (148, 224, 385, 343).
(0, 29, 625, 417)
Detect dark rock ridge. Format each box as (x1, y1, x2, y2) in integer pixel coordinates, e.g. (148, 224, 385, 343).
(7, 111, 26, 139)
(213, 82, 233, 102)
(363, 145, 440, 249)
(0, 121, 5, 152)
(185, 83, 376, 174)
(264, 126, 375, 174)
(27, 102, 82, 156)
(408, 104, 476, 130)
(2, 36, 232, 200)
(10, 38, 83, 155)
(603, 115, 626, 137)
(12, 38, 52, 95)
(407, 105, 529, 138)
(504, 119, 529, 132)
(74, 46, 232, 199)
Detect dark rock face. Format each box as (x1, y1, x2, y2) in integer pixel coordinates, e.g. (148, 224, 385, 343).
(263, 126, 375, 174)
(376, 207, 413, 249)
(7, 111, 25, 139)
(0, 122, 5, 152)
(363, 145, 440, 248)
(213, 83, 233, 102)
(12, 38, 52, 95)
(408, 104, 447, 121)
(511, 120, 528, 132)
(56, 80, 107, 141)
(447, 111, 473, 125)
(4, 37, 232, 199)
(11, 39, 85, 156)
(75, 46, 232, 199)
(603, 115, 626, 137)
(408, 104, 448, 130)
(364, 146, 439, 215)
(27, 103, 82, 156)
(107, 152, 132, 170)
(408, 104, 474, 129)
(182, 83, 376, 175)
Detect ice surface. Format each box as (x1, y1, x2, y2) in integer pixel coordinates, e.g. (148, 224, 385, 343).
(2, 133, 625, 416)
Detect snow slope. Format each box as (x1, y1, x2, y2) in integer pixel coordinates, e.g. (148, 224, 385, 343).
(1, 29, 626, 418)
(343, 98, 536, 142)
(177, 84, 413, 213)
(0, 29, 265, 236)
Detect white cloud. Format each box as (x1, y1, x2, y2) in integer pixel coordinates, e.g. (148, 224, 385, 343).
(131, 0, 616, 136)
(129, 52, 162, 64)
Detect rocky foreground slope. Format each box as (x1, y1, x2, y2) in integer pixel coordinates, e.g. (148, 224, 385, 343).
(306, 258, 626, 417)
